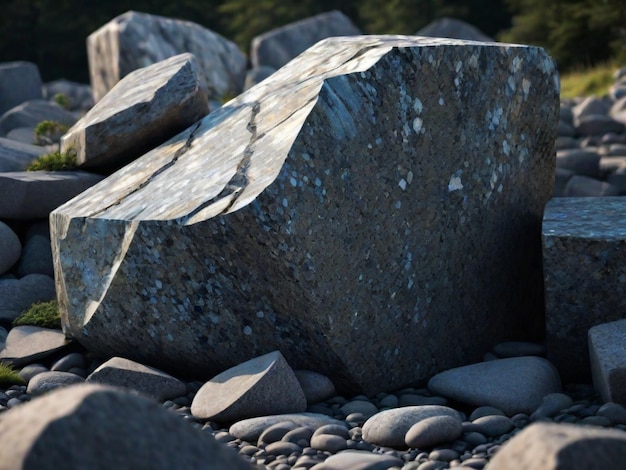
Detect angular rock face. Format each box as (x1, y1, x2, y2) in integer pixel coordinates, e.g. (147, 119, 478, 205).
(62, 53, 209, 173)
(52, 36, 559, 395)
(87, 10, 246, 103)
(543, 197, 626, 382)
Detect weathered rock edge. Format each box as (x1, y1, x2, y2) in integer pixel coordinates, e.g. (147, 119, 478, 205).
(51, 36, 559, 395)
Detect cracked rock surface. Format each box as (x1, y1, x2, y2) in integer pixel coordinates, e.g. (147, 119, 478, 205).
(51, 36, 559, 395)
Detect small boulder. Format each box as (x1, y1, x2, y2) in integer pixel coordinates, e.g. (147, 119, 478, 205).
(0, 383, 253, 470)
(427, 357, 561, 415)
(486, 422, 626, 470)
(86, 356, 187, 401)
(61, 53, 209, 173)
(190, 350, 306, 422)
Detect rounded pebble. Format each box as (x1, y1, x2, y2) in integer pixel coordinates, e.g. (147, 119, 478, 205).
(258, 421, 300, 445)
(312, 424, 350, 440)
(469, 415, 514, 437)
(264, 441, 302, 456)
(310, 433, 348, 453)
(596, 402, 626, 425)
(468, 406, 505, 421)
(340, 399, 379, 419)
(429, 448, 459, 461)
(405, 415, 463, 449)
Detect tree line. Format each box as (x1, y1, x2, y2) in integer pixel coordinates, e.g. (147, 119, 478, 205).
(0, 0, 623, 83)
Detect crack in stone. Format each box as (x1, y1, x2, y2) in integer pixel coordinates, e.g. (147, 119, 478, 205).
(86, 120, 204, 219)
(178, 101, 261, 224)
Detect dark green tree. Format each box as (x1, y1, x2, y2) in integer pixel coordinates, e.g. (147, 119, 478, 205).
(500, 0, 625, 70)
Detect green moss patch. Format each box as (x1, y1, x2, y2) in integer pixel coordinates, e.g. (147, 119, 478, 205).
(26, 149, 77, 171)
(0, 362, 25, 387)
(13, 300, 62, 330)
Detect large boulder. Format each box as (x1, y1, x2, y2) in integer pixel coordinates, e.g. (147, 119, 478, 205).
(251, 10, 361, 70)
(87, 10, 246, 103)
(51, 36, 559, 395)
(61, 53, 209, 173)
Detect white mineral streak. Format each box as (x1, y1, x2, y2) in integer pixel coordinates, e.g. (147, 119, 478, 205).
(448, 175, 463, 192)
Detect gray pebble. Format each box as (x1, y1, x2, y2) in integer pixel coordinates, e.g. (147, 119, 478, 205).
(26, 371, 84, 396)
(264, 441, 302, 456)
(340, 399, 379, 419)
(282, 426, 314, 445)
(258, 421, 301, 445)
(51, 352, 85, 372)
(530, 392, 574, 421)
(596, 402, 626, 425)
(6, 397, 21, 408)
(312, 424, 350, 440)
(416, 461, 448, 470)
(463, 432, 487, 446)
(405, 415, 463, 449)
(429, 448, 459, 461)
(309, 449, 403, 469)
(469, 415, 514, 437)
(581, 415, 612, 427)
(468, 406, 505, 421)
(379, 394, 399, 408)
(310, 433, 347, 453)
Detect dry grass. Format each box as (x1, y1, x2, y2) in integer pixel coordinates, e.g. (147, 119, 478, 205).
(560, 61, 619, 99)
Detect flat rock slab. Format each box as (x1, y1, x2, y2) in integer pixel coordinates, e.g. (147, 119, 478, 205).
(191, 350, 306, 423)
(0, 325, 71, 368)
(486, 422, 626, 470)
(87, 10, 246, 103)
(543, 197, 626, 382)
(0, 383, 253, 470)
(251, 10, 360, 70)
(52, 36, 559, 395)
(62, 53, 209, 173)
(589, 319, 626, 406)
(427, 357, 562, 416)
(0, 171, 104, 219)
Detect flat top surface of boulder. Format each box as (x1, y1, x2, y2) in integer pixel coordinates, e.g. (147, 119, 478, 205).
(55, 35, 554, 224)
(543, 197, 626, 240)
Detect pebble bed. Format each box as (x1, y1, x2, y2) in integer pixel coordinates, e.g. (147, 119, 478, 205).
(1, 353, 621, 470)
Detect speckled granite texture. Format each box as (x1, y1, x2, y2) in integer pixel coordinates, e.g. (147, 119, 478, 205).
(51, 36, 559, 395)
(543, 197, 626, 383)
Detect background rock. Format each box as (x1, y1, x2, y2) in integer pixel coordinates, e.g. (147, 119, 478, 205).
(250, 10, 360, 70)
(87, 10, 246, 103)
